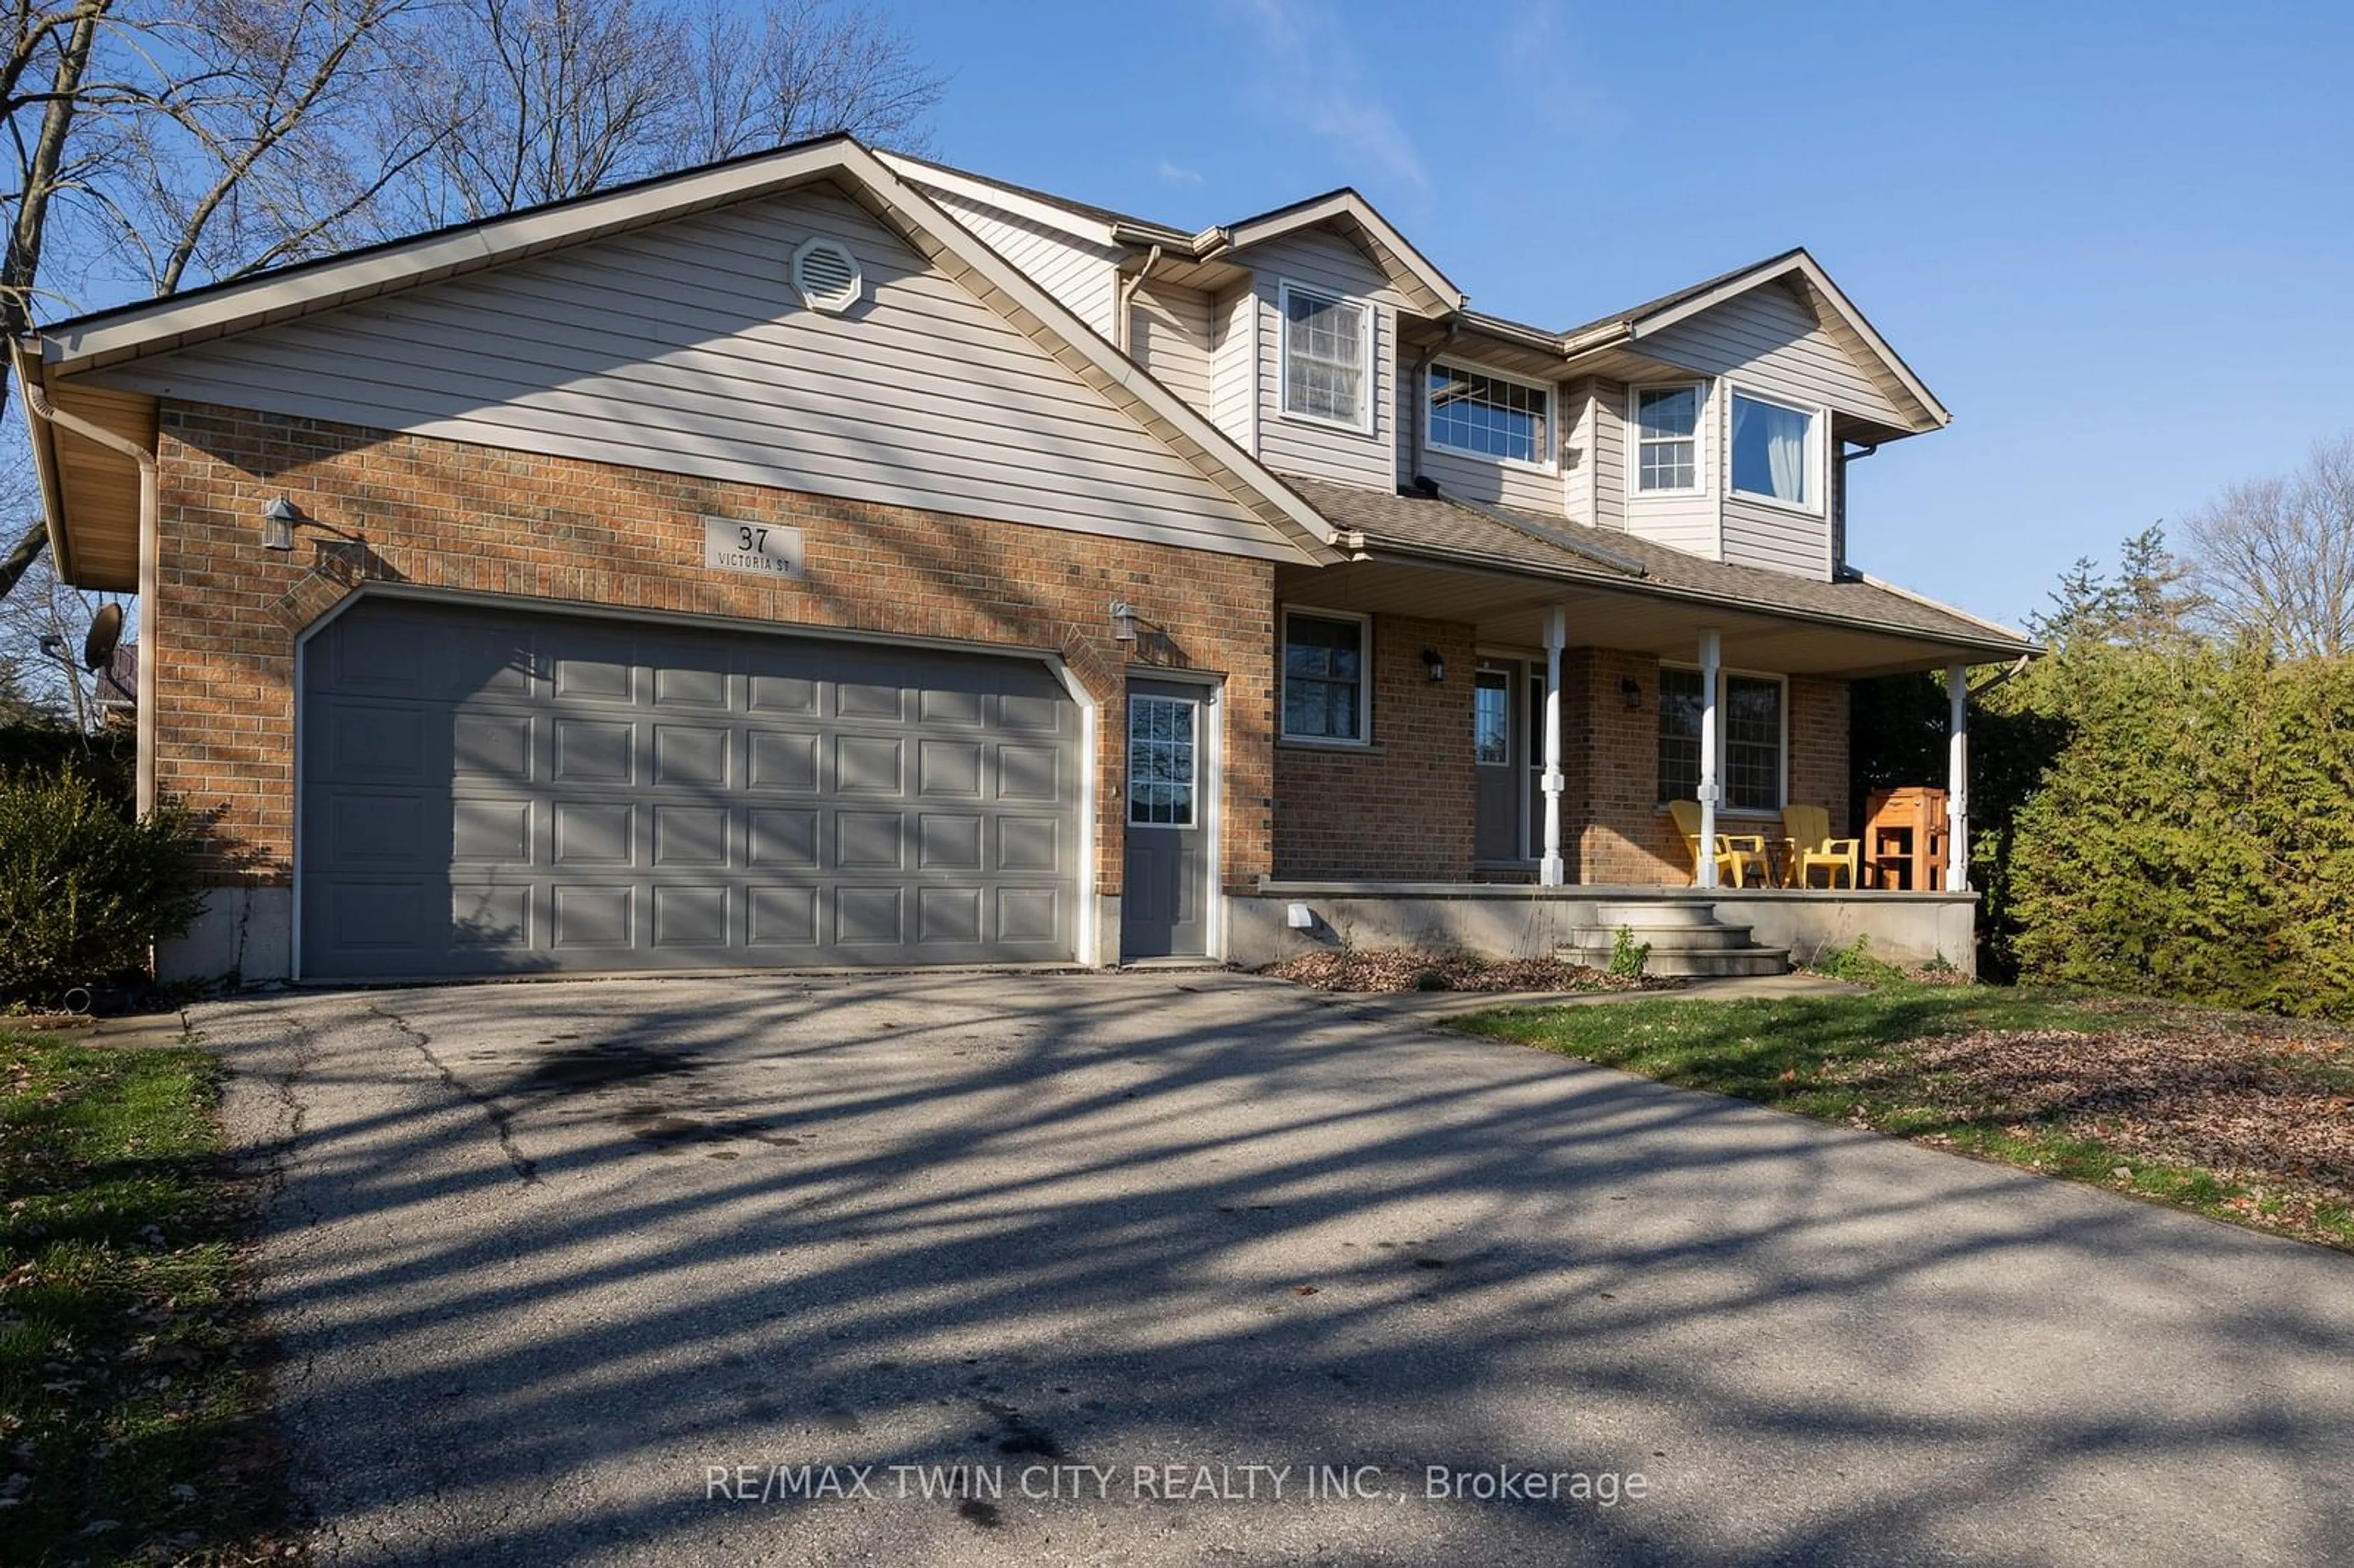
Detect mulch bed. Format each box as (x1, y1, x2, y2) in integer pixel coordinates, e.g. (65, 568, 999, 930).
(1910, 1018, 2354, 1227)
(1262, 948, 1656, 995)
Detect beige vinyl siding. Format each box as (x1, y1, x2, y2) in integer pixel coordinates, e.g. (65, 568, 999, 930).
(97, 183, 1293, 561)
(1640, 279, 1904, 426)
(1411, 360, 1567, 515)
(1129, 283, 1214, 412)
(1246, 230, 1397, 490)
(1724, 494, 1830, 577)
(1620, 378, 1718, 560)
(1571, 376, 1620, 530)
(1208, 285, 1255, 451)
(920, 187, 1123, 340)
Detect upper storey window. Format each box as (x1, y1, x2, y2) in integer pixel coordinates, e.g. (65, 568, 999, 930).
(1428, 364, 1551, 466)
(1633, 384, 1702, 493)
(1730, 390, 1819, 511)
(1280, 283, 1371, 430)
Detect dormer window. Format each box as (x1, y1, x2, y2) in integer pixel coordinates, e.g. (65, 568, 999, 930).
(1427, 363, 1552, 467)
(1730, 389, 1819, 512)
(1632, 384, 1703, 494)
(1279, 283, 1371, 430)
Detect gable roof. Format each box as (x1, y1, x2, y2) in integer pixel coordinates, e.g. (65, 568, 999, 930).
(1208, 190, 1464, 316)
(24, 134, 1350, 579)
(1558, 248, 1948, 432)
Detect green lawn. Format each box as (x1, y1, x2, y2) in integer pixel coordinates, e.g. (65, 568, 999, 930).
(1452, 983, 2354, 1252)
(0, 1029, 288, 1566)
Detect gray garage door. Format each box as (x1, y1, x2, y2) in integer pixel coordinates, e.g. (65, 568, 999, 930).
(299, 598, 1081, 980)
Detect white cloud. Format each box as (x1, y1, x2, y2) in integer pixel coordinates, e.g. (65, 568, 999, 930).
(1156, 160, 1205, 185)
(1222, 0, 1430, 200)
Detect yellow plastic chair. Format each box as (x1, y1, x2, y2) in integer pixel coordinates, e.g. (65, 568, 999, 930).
(1667, 800, 1770, 888)
(1781, 804, 1861, 889)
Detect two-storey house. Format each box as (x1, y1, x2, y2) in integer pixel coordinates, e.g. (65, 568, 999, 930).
(15, 135, 2030, 983)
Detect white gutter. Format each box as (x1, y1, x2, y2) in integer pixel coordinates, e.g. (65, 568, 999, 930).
(1113, 244, 1163, 354)
(13, 341, 160, 813)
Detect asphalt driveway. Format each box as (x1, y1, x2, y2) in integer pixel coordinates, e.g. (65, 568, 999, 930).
(201, 971, 2354, 1566)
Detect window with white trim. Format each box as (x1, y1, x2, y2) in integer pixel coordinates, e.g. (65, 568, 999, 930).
(1657, 668, 1785, 812)
(1280, 284, 1370, 429)
(1730, 390, 1818, 511)
(1428, 363, 1551, 466)
(1281, 609, 1369, 743)
(1633, 384, 1702, 493)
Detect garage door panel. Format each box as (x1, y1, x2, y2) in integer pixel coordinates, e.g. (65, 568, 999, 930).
(836, 886, 905, 945)
(554, 719, 635, 783)
(747, 809, 819, 867)
(552, 884, 634, 948)
(454, 714, 535, 781)
(748, 731, 820, 791)
(452, 799, 533, 865)
(302, 599, 1080, 978)
(553, 801, 634, 866)
(653, 805, 729, 867)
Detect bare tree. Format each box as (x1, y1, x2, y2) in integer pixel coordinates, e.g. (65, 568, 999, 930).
(389, 0, 942, 224)
(2184, 435, 2354, 661)
(1, 0, 945, 601)
(679, 0, 943, 166)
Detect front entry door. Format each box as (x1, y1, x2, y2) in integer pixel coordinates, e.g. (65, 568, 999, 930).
(1121, 679, 1209, 958)
(1473, 663, 1520, 862)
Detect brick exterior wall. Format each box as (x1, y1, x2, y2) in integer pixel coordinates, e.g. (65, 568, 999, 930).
(1788, 676, 1850, 839)
(150, 402, 1277, 902)
(1272, 612, 1476, 880)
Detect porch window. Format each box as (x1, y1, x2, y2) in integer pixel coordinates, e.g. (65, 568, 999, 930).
(1280, 283, 1371, 430)
(1633, 384, 1701, 493)
(1658, 667, 1785, 812)
(1428, 363, 1551, 466)
(1281, 609, 1369, 743)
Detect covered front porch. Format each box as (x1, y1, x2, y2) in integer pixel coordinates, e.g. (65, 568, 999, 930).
(1227, 880, 1981, 978)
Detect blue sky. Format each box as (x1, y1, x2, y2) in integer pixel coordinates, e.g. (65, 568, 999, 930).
(889, 0, 2354, 626)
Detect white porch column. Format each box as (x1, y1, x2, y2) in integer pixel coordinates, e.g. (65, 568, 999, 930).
(1541, 607, 1567, 886)
(1697, 627, 1721, 889)
(1946, 662, 1970, 891)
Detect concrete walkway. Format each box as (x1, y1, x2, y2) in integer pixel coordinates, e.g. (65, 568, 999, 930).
(201, 971, 2354, 1566)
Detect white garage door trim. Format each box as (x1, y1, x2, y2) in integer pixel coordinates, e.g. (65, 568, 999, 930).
(289, 585, 1100, 979)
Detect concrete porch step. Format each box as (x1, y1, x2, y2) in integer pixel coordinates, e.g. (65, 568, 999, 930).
(1561, 942, 1792, 978)
(1591, 900, 1724, 928)
(1567, 923, 1761, 953)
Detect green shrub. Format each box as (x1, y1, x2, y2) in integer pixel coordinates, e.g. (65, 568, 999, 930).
(0, 769, 207, 1005)
(1808, 933, 1908, 987)
(1607, 924, 1650, 980)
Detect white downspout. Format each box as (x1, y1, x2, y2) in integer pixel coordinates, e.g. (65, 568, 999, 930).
(1697, 627, 1722, 889)
(18, 367, 161, 815)
(1113, 244, 1164, 354)
(1946, 662, 1970, 891)
(1541, 606, 1566, 886)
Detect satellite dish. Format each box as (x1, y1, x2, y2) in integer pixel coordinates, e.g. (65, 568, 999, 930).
(82, 603, 123, 673)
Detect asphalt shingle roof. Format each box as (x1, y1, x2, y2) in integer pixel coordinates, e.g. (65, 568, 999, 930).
(1279, 474, 2036, 655)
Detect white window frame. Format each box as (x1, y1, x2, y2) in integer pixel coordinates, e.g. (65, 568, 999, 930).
(1656, 663, 1789, 815)
(1727, 384, 1827, 517)
(1628, 381, 1707, 498)
(1277, 281, 1375, 435)
(1279, 606, 1373, 747)
(1126, 691, 1202, 831)
(1425, 360, 1556, 471)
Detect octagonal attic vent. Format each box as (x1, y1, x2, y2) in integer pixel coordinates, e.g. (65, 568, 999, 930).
(791, 237, 863, 314)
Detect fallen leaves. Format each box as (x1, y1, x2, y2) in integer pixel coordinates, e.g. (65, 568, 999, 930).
(1263, 949, 1653, 995)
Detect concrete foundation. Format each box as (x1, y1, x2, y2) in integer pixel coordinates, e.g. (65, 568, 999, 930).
(1230, 882, 1978, 978)
(159, 886, 294, 985)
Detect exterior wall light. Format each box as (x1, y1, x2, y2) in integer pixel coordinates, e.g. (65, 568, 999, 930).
(1109, 601, 1139, 642)
(1422, 648, 1444, 682)
(1622, 676, 1644, 709)
(262, 496, 304, 551)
